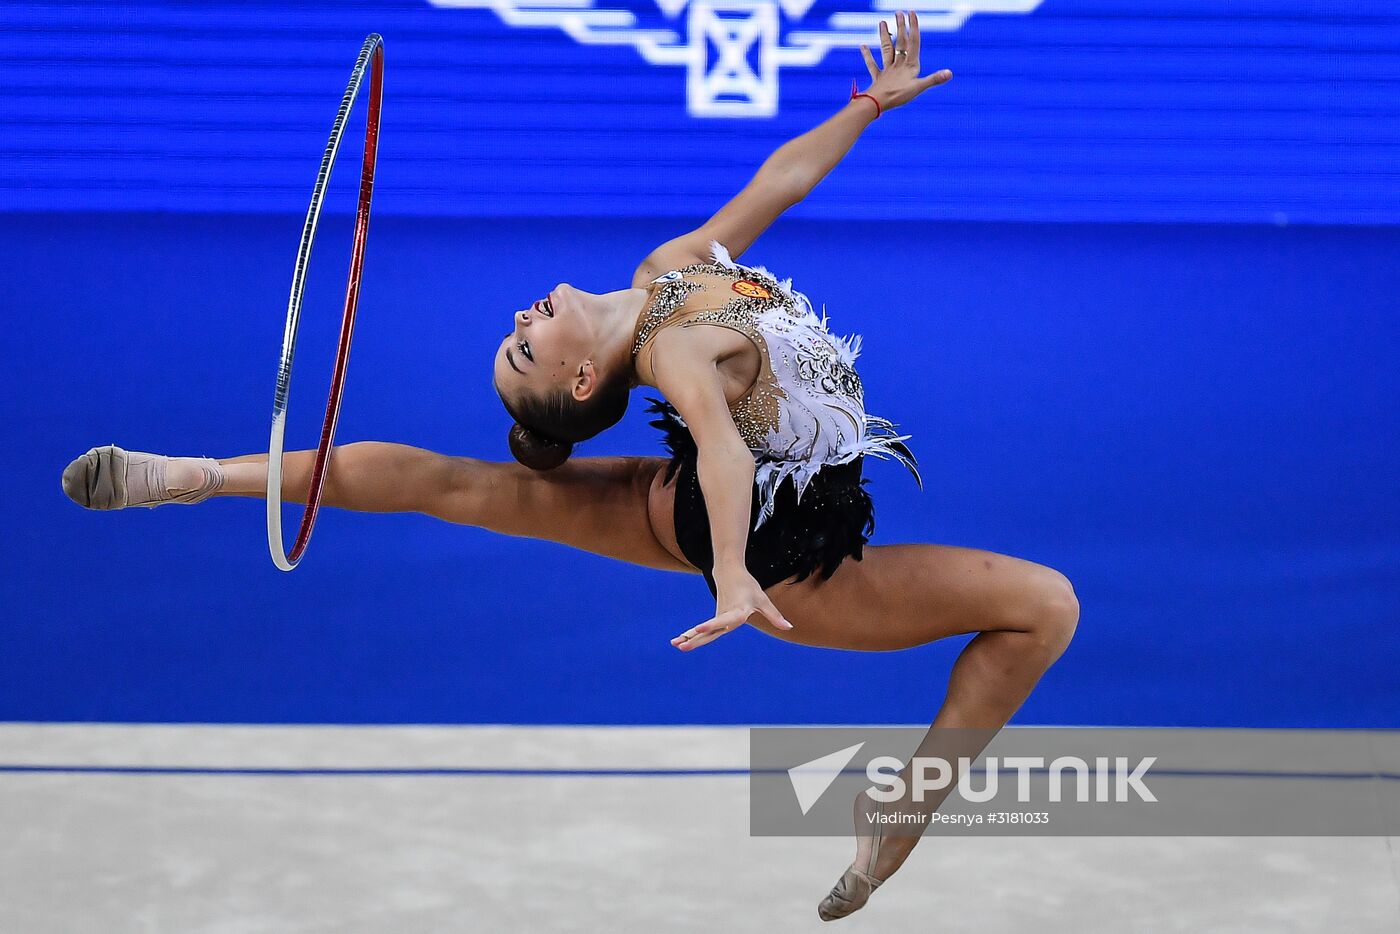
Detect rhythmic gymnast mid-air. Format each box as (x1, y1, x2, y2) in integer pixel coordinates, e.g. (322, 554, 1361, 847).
(62, 12, 1077, 921)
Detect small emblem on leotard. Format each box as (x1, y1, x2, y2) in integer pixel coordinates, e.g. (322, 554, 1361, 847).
(732, 280, 771, 299)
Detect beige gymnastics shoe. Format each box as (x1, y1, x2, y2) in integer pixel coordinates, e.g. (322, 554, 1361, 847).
(817, 788, 888, 922)
(62, 445, 224, 510)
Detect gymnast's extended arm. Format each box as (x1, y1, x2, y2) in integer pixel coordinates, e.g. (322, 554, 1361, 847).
(633, 11, 951, 283)
(630, 103, 873, 283)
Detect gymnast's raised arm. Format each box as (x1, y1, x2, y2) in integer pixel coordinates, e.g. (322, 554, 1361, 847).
(632, 10, 951, 285)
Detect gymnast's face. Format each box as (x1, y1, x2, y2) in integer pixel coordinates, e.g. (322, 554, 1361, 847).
(492, 283, 601, 407)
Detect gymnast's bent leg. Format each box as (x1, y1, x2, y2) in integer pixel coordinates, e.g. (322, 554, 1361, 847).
(756, 544, 1079, 921)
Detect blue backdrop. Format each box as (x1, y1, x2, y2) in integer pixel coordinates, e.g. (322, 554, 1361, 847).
(3, 1, 1398, 728)
(4, 1, 1398, 222)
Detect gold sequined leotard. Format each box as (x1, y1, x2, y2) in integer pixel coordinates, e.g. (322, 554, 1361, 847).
(631, 240, 921, 530)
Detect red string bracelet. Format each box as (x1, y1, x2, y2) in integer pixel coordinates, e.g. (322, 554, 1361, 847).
(850, 79, 881, 118)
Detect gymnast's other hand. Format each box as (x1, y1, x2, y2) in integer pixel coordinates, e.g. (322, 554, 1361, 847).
(671, 567, 793, 651)
(856, 10, 953, 112)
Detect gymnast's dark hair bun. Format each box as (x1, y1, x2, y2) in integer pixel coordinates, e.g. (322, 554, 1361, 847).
(508, 422, 573, 471)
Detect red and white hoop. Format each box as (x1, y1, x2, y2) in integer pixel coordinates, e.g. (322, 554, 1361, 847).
(266, 33, 384, 571)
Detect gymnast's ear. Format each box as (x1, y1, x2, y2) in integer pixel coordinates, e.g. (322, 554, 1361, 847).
(571, 359, 599, 402)
(508, 422, 573, 471)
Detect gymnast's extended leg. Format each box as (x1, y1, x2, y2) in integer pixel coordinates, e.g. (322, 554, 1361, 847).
(64, 443, 694, 573)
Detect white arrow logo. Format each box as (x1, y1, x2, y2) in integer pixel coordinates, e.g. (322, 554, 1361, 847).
(787, 741, 865, 815)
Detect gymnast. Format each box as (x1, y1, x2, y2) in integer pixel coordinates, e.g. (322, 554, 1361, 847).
(61, 12, 1077, 921)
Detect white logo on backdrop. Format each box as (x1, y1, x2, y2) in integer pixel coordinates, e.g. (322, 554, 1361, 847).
(427, 1, 1042, 117)
(788, 742, 866, 814)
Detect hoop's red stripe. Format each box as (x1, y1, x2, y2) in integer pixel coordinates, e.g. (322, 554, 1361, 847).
(288, 44, 384, 564)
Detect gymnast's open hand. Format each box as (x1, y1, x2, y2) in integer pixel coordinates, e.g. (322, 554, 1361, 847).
(856, 10, 953, 112)
(671, 567, 793, 652)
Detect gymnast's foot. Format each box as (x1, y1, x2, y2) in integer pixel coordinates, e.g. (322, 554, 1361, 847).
(818, 789, 891, 921)
(62, 445, 225, 510)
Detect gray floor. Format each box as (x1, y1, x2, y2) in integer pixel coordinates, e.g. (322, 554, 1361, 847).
(1, 725, 1397, 933)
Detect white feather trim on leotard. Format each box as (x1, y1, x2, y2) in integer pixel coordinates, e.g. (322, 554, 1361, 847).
(699, 240, 921, 530)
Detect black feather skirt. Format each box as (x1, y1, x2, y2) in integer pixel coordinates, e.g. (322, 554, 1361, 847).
(644, 397, 876, 597)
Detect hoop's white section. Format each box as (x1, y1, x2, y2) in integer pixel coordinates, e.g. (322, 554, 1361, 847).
(267, 33, 383, 572)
